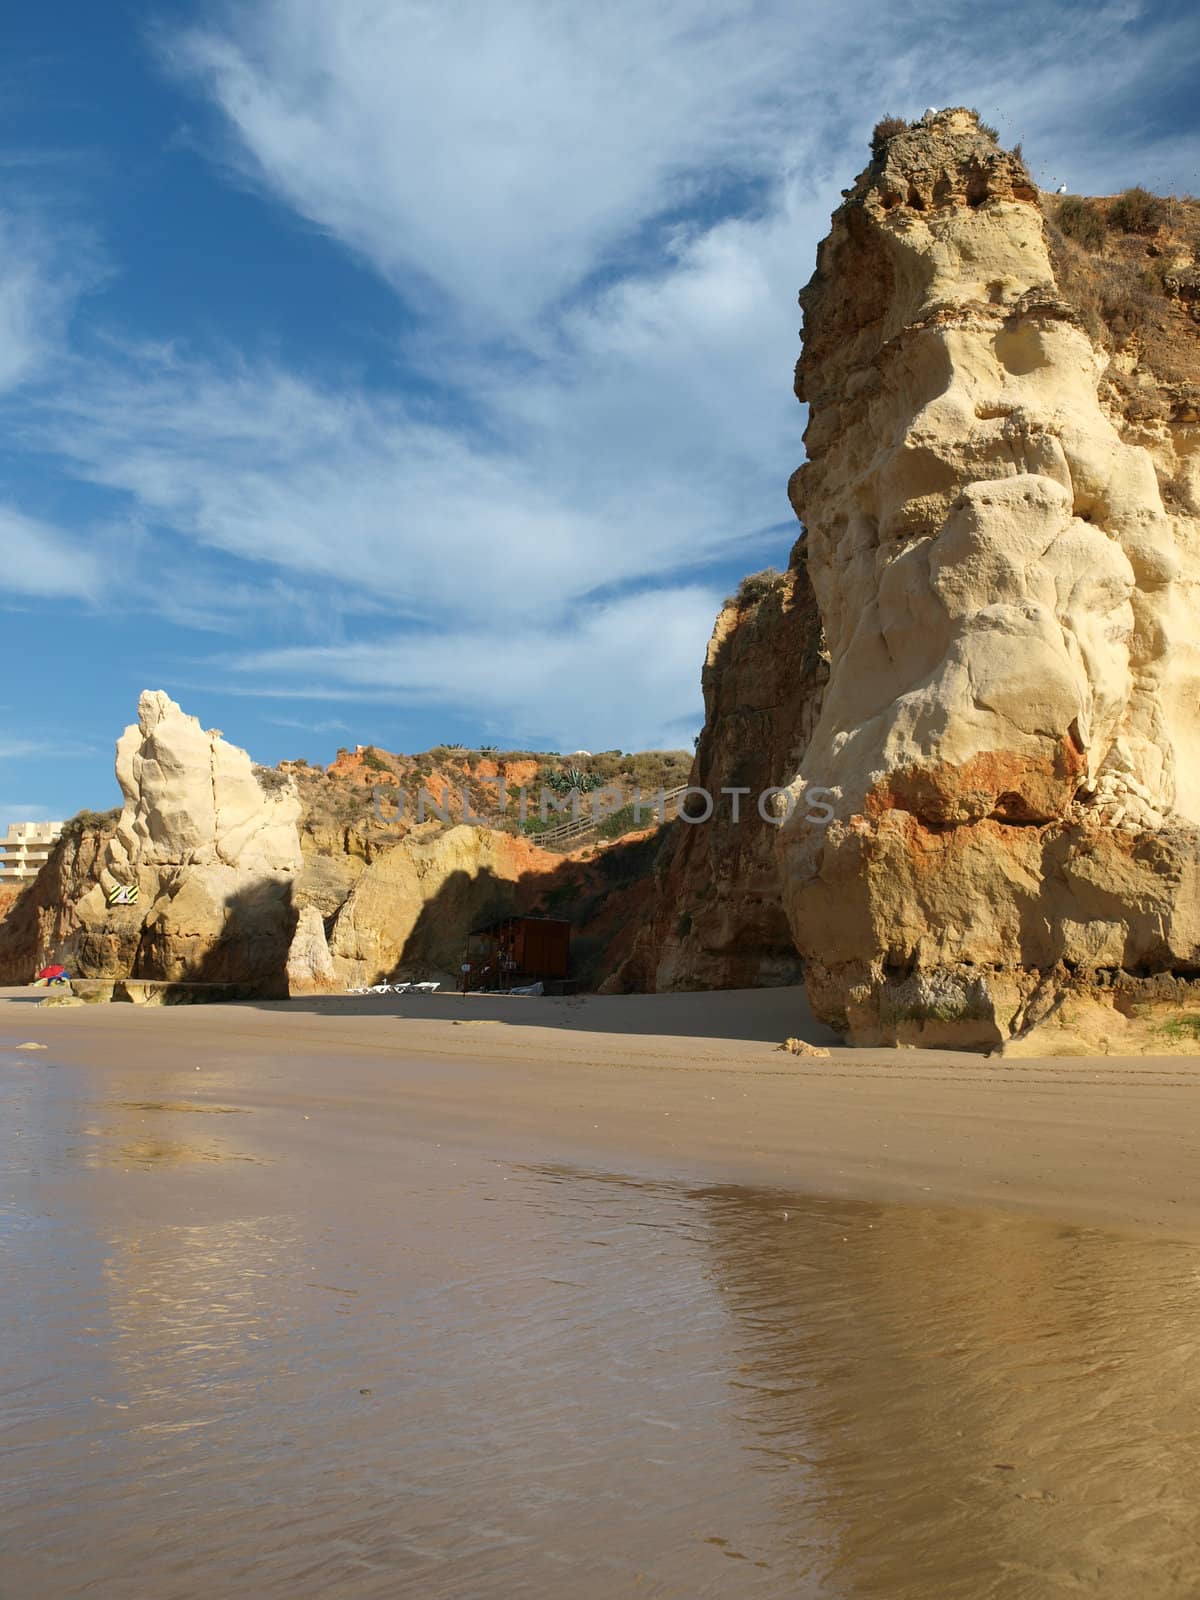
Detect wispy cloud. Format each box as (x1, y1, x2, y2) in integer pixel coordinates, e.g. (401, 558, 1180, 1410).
(0, 737, 98, 760)
(230, 584, 723, 749)
(164, 0, 1200, 331)
(0, 505, 104, 601)
(266, 715, 353, 736)
(161, 0, 812, 329)
(0, 190, 106, 392)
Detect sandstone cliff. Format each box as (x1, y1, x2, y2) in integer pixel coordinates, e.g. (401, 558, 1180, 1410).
(326, 824, 564, 985)
(608, 561, 825, 991)
(0, 692, 663, 996)
(778, 109, 1200, 1051)
(0, 813, 119, 983)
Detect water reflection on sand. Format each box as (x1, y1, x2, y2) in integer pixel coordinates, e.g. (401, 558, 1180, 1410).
(2, 1062, 1199, 1598)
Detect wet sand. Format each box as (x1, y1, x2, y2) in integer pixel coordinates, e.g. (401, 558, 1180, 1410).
(4, 984, 1200, 1237)
(4, 986, 1200, 1597)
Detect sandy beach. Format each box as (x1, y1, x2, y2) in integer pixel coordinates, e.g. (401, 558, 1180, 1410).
(4, 983, 1200, 1238)
(6, 985, 1200, 1598)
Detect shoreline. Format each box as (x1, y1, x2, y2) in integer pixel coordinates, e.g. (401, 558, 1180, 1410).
(5, 984, 1200, 1240)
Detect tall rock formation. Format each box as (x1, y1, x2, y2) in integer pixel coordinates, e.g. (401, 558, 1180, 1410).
(778, 109, 1200, 1050)
(99, 690, 304, 985)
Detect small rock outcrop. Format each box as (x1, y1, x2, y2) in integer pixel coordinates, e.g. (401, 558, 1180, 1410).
(1, 692, 305, 989)
(777, 109, 1200, 1050)
(0, 814, 118, 983)
(285, 904, 340, 995)
(609, 562, 826, 991)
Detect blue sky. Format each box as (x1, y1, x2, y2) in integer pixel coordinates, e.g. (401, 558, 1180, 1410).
(2, 0, 1198, 827)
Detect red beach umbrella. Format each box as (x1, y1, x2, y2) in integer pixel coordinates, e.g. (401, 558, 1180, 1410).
(36, 965, 66, 980)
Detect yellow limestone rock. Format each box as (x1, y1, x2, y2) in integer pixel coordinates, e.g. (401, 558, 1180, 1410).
(104, 690, 302, 880)
(777, 110, 1200, 1051)
(327, 824, 553, 987)
(285, 904, 339, 995)
(73, 691, 305, 987)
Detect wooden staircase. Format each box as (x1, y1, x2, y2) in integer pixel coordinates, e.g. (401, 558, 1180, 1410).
(528, 783, 691, 850)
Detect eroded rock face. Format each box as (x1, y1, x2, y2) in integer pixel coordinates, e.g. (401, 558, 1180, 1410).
(779, 110, 1200, 1049)
(327, 824, 565, 986)
(105, 690, 302, 882)
(50, 692, 305, 989)
(286, 904, 340, 995)
(0, 815, 119, 983)
(609, 563, 826, 991)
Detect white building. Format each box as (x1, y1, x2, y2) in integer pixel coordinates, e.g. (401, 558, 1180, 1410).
(0, 821, 64, 884)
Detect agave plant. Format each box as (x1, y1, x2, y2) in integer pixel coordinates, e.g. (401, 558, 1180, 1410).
(546, 766, 600, 794)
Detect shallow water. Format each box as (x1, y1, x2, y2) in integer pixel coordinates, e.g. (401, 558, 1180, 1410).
(2, 1051, 1199, 1598)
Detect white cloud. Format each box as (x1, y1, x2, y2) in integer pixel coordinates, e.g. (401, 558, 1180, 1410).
(42, 343, 785, 631)
(0, 738, 97, 760)
(0, 740, 60, 760)
(164, 0, 811, 328)
(0, 207, 96, 393)
(0, 505, 104, 601)
(230, 584, 721, 749)
(266, 715, 353, 735)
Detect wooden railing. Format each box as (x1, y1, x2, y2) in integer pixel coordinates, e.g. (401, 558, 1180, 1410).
(527, 783, 691, 850)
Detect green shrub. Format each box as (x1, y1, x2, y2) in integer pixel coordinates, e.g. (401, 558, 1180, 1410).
(619, 750, 689, 792)
(597, 803, 639, 839)
(1055, 195, 1106, 251)
(545, 767, 601, 794)
(60, 806, 121, 839)
(727, 566, 785, 609)
(1141, 257, 1170, 293)
(1108, 186, 1165, 235)
(253, 764, 293, 793)
(1159, 1014, 1200, 1042)
(359, 746, 390, 772)
(871, 115, 908, 157)
(582, 751, 623, 782)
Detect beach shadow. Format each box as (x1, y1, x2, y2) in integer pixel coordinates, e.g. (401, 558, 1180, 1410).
(253, 980, 833, 1045)
(187, 878, 298, 997)
(218, 826, 830, 1043)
